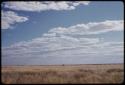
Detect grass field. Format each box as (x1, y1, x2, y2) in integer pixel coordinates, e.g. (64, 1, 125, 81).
(2, 64, 124, 84)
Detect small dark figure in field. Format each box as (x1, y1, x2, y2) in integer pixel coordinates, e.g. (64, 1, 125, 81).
(62, 64, 65, 66)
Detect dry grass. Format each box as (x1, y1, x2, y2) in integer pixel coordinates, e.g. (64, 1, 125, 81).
(2, 64, 124, 84)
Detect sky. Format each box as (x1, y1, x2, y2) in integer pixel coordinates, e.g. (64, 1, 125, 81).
(1, 1, 124, 65)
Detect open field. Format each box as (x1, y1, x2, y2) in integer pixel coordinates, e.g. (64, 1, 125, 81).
(2, 64, 124, 84)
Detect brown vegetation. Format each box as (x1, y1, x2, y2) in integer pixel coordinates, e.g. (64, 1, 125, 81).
(2, 64, 124, 84)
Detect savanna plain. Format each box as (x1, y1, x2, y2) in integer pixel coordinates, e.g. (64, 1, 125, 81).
(2, 64, 124, 84)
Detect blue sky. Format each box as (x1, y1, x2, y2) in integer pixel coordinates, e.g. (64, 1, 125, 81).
(1, 1, 124, 65)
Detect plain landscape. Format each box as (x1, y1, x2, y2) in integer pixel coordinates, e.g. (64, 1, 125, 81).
(1, 1, 124, 84)
(2, 64, 124, 84)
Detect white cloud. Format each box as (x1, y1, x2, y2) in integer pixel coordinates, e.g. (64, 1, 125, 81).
(2, 20, 123, 65)
(72, 1, 90, 6)
(43, 32, 56, 37)
(2, 11, 28, 29)
(3, 1, 90, 12)
(49, 20, 123, 35)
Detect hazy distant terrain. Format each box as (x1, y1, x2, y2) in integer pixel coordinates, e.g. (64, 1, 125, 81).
(2, 64, 124, 84)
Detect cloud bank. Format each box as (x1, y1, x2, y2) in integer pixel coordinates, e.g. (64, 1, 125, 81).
(2, 20, 124, 65)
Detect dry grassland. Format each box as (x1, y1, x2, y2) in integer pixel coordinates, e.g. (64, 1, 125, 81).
(2, 64, 124, 84)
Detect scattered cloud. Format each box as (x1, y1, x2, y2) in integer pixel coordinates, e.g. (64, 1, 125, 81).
(3, 1, 90, 12)
(2, 20, 123, 65)
(2, 1, 90, 29)
(2, 11, 28, 29)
